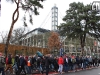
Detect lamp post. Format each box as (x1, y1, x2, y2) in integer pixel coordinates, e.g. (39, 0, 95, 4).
(80, 20, 86, 55)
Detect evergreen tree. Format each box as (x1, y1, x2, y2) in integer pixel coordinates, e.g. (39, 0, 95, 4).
(58, 2, 100, 55)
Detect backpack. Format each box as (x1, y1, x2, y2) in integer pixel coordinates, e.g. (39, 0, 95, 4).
(36, 51, 43, 57)
(0, 56, 5, 64)
(71, 58, 76, 63)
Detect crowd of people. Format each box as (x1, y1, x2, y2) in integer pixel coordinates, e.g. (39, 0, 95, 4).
(0, 51, 100, 75)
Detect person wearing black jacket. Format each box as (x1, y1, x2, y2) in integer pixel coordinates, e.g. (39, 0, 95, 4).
(45, 54, 51, 75)
(40, 56, 45, 74)
(68, 56, 72, 71)
(76, 56, 81, 70)
(14, 54, 20, 74)
(16, 55, 26, 75)
(31, 55, 36, 71)
(5, 54, 13, 74)
(53, 57, 59, 72)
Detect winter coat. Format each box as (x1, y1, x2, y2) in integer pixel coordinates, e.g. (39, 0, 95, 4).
(0, 56, 5, 68)
(19, 57, 26, 66)
(58, 57, 64, 65)
(45, 56, 50, 67)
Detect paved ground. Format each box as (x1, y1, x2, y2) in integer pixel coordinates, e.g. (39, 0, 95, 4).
(2, 67, 100, 75)
(55, 67, 100, 75)
(33, 67, 100, 75)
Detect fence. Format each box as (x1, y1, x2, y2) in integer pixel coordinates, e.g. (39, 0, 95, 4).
(0, 43, 50, 56)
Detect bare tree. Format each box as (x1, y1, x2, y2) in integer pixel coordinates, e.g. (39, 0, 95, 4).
(10, 27, 28, 45)
(0, 27, 29, 44)
(0, 31, 8, 44)
(48, 31, 61, 53)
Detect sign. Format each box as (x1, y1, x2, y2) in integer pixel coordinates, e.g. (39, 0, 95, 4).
(91, 1, 100, 11)
(60, 48, 64, 56)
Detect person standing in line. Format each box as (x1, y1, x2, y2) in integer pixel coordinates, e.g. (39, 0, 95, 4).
(40, 55, 45, 74)
(27, 56, 32, 74)
(31, 55, 36, 72)
(0, 52, 5, 75)
(14, 54, 20, 75)
(63, 55, 69, 73)
(16, 55, 26, 75)
(5, 54, 13, 74)
(45, 54, 51, 75)
(53, 57, 59, 72)
(58, 56, 64, 74)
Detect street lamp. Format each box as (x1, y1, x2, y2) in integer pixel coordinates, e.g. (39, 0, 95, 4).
(80, 20, 86, 31)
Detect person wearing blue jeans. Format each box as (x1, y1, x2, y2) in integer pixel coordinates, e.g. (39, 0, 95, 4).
(0, 67, 5, 75)
(63, 57, 69, 72)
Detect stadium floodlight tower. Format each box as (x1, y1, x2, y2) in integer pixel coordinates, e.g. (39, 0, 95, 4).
(51, 4, 58, 31)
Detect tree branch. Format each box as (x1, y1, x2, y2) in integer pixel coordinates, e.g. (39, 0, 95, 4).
(12, 0, 19, 22)
(14, 0, 17, 4)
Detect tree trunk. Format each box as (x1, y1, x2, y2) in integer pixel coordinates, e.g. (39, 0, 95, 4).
(81, 45, 84, 55)
(4, 0, 19, 57)
(80, 34, 86, 56)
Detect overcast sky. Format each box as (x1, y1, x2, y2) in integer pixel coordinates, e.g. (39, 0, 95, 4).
(0, 0, 97, 32)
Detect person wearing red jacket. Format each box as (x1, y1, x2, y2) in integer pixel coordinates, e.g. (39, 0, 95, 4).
(58, 56, 64, 74)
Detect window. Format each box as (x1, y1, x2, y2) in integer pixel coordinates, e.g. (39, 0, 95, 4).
(65, 46, 69, 52)
(52, 17, 54, 21)
(55, 13, 58, 17)
(52, 22, 54, 25)
(55, 21, 58, 25)
(52, 13, 55, 17)
(25, 39, 27, 45)
(55, 17, 58, 21)
(19, 41, 22, 45)
(65, 42, 68, 45)
(77, 47, 81, 52)
(72, 47, 76, 52)
(55, 8, 58, 12)
(28, 37, 30, 42)
(52, 8, 55, 13)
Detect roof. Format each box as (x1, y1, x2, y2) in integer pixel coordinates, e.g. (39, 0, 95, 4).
(19, 28, 50, 39)
(26, 27, 50, 35)
(10, 28, 51, 43)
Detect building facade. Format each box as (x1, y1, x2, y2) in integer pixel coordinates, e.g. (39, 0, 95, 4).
(19, 28, 50, 48)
